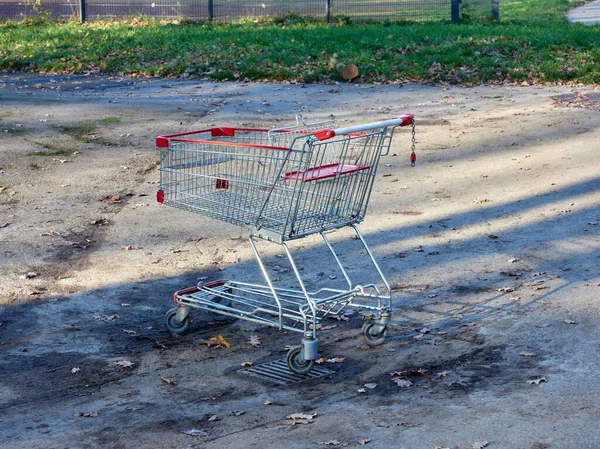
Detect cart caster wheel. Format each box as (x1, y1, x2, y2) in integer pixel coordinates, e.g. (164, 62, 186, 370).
(207, 292, 233, 322)
(164, 307, 190, 334)
(286, 346, 315, 375)
(362, 322, 388, 346)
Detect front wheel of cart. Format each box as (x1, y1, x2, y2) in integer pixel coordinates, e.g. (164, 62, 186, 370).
(164, 307, 190, 334)
(361, 322, 388, 346)
(286, 346, 315, 375)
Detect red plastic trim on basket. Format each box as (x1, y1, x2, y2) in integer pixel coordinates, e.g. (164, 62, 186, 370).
(283, 163, 370, 182)
(156, 127, 270, 147)
(162, 138, 291, 151)
(173, 280, 229, 303)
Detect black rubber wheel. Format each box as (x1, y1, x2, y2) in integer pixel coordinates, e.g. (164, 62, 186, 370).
(286, 346, 315, 375)
(164, 307, 190, 334)
(361, 322, 388, 346)
(207, 293, 232, 322)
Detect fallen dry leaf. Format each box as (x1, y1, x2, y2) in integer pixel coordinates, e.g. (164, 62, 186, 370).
(93, 314, 120, 321)
(471, 442, 489, 449)
(74, 411, 98, 418)
(321, 324, 338, 331)
(497, 287, 514, 292)
(20, 272, 39, 280)
(248, 335, 262, 347)
(317, 440, 348, 447)
(241, 362, 254, 367)
(437, 370, 449, 377)
(316, 357, 346, 364)
(121, 245, 136, 251)
(180, 429, 209, 437)
(363, 383, 377, 389)
(0, 186, 7, 193)
(0, 222, 9, 228)
(208, 414, 218, 422)
(357, 388, 366, 393)
(201, 334, 231, 348)
(393, 378, 412, 388)
(285, 411, 317, 425)
(100, 195, 122, 203)
(564, 320, 577, 324)
(161, 377, 177, 385)
(359, 439, 371, 445)
(116, 360, 134, 368)
(519, 352, 537, 357)
(527, 377, 546, 385)
(71, 367, 80, 374)
(413, 246, 424, 252)
(149, 258, 161, 264)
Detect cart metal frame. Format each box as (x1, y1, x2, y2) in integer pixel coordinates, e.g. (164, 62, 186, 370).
(157, 114, 414, 374)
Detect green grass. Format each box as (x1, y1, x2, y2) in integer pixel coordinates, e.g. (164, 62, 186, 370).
(28, 141, 77, 156)
(1, 0, 599, 84)
(98, 117, 121, 124)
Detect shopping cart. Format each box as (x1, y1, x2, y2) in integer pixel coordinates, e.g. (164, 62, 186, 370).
(157, 114, 415, 374)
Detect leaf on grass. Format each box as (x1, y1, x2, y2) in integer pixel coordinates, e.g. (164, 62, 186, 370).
(180, 429, 209, 437)
(317, 440, 348, 447)
(519, 352, 537, 357)
(359, 439, 371, 445)
(116, 360, 134, 368)
(74, 411, 98, 418)
(564, 320, 577, 325)
(527, 377, 546, 385)
(248, 335, 262, 347)
(161, 377, 177, 385)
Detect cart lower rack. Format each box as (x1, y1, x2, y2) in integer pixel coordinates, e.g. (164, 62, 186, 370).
(157, 114, 415, 374)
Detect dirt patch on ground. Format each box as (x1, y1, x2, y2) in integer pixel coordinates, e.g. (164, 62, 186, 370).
(1, 74, 600, 448)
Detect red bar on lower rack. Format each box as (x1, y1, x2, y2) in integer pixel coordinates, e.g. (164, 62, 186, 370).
(283, 163, 370, 182)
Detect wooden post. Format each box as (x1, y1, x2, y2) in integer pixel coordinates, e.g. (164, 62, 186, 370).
(208, 0, 214, 21)
(451, 0, 460, 22)
(79, 0, 86, 23)
(492, 0, 499, 20)
(325, 0, 331, 23)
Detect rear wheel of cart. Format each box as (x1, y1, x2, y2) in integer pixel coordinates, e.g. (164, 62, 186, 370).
(361, 322, 388, 346)
(286, 346, 315, 375)
(164, 307, 190, 334)
(207, 290, 233, 322)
